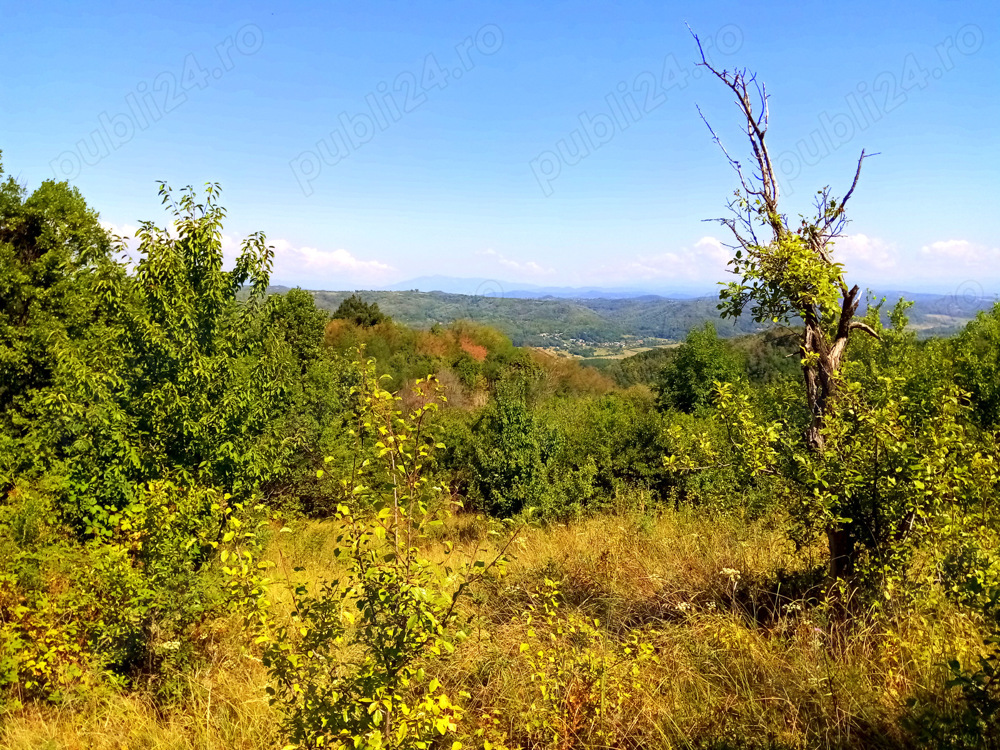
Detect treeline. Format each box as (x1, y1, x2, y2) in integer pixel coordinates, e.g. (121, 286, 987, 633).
(289, 287, 990, 347)
(304, 288, 774, 345)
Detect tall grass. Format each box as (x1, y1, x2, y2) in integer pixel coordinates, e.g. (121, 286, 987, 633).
(2, 505, 985, 749)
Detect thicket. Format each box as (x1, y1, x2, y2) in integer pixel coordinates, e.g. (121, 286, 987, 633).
(3, 123, 1000, 750)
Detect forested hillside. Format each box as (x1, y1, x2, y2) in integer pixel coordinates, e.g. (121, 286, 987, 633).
(288, 287, 993, 351)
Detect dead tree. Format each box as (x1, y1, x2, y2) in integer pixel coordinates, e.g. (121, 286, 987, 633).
(690, 29, 879, 577)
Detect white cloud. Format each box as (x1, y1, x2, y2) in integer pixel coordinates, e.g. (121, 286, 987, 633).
(477, 248, 555, 277)
(605, 235, 730, 282)
(920, 239, 1000, 265)
(833, 233, 899, 272)
(270, 238, 394, 285)
(822, 235, 1000, 289)
(100, 221, 140, 240)
(904, 239, 1000, 290)
(694, 235, 730, 263)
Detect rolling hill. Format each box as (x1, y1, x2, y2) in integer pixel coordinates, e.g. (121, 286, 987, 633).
(288, 287, 995, 349)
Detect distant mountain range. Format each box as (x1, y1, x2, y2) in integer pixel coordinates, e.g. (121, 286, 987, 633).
(383, 275, 712, 299)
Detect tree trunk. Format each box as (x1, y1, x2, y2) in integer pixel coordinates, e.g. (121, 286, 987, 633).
(827, 526, 856, 579)
(801, 285, 866, 579)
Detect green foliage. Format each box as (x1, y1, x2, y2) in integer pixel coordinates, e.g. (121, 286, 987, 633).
(805, 379, 998, 589)
(596, 329, 799, 392)
(267, 287, 330, 369)
(93, 182, 277, 499)
(660, 301, 1000, 599)
(719, 232, 843, 327)
(333, 293, 389, 327)
(731, 328, 802, 383)
(594, 346, 678, 387)
(661, 380, 786, 516)
(514, 579, 658, 749)
(945, 585, 1000, 747)
(907, 585, 1000, 749)
(654, 323, 747, 413)
(323, 315, 527, 396)
(800, 301, 1000, 589)
(538, 391, 669, 503)
(0, 477, 264, 705)
(0, 484, 92, 707)
(0, 162, 111, 413)
(0, 175, 321, 708)
(2, 182, 291, 537)
(262, 355, 512, 749)
(845, 298, 954, 424)
(258, 289, 355, 514)
(954, 302, 1000, 429)
(468, 378, 550, 517)
(460, 382, 673, 520)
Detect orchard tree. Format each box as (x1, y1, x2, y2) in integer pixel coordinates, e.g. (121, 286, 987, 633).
(690, 32, 880, 577)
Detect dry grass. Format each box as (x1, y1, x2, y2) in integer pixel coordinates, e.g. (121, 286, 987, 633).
(1, 631, 275, 749)
(437, 511, 980, 748)
(2, 507, 985, 749)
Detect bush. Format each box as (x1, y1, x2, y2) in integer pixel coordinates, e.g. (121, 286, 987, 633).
(468, 378, 551, 517)
(260, 355, 514, 749)
(654, 323, 747, 413)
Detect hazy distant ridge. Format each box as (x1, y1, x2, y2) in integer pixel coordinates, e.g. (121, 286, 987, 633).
(289, 285, 994, 347)
(383, 275, 711, 299)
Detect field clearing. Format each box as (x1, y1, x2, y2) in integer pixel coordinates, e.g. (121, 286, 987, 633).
(2, 506, 982, 750)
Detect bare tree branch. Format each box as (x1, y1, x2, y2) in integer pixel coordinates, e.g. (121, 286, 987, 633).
(688, 25, 880, 482)
(849, 320, 881, 338)
(696, 104, 752, 194)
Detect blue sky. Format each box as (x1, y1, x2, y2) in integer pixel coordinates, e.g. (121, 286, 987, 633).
(1, 0, 998, 295)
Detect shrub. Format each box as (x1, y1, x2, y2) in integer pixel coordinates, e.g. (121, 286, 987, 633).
(261, 354, 515, 749)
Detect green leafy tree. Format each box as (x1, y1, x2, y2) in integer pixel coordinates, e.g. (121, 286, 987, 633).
(0, 152, 112, 414)
(29, 182, 285, 530)
(954, 302, 1000, 429)
(333, 293, 388, 327)
(654, 323, 746, 413)
(673, 304, 1000, 587)
(259, 288, 355, 514)
(266, 287, 329, 371)
(4, 177, 290, 630)
(469, 378, 550, 517)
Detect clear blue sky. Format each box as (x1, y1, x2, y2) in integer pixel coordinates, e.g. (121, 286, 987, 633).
(2, 0, 998, 295)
